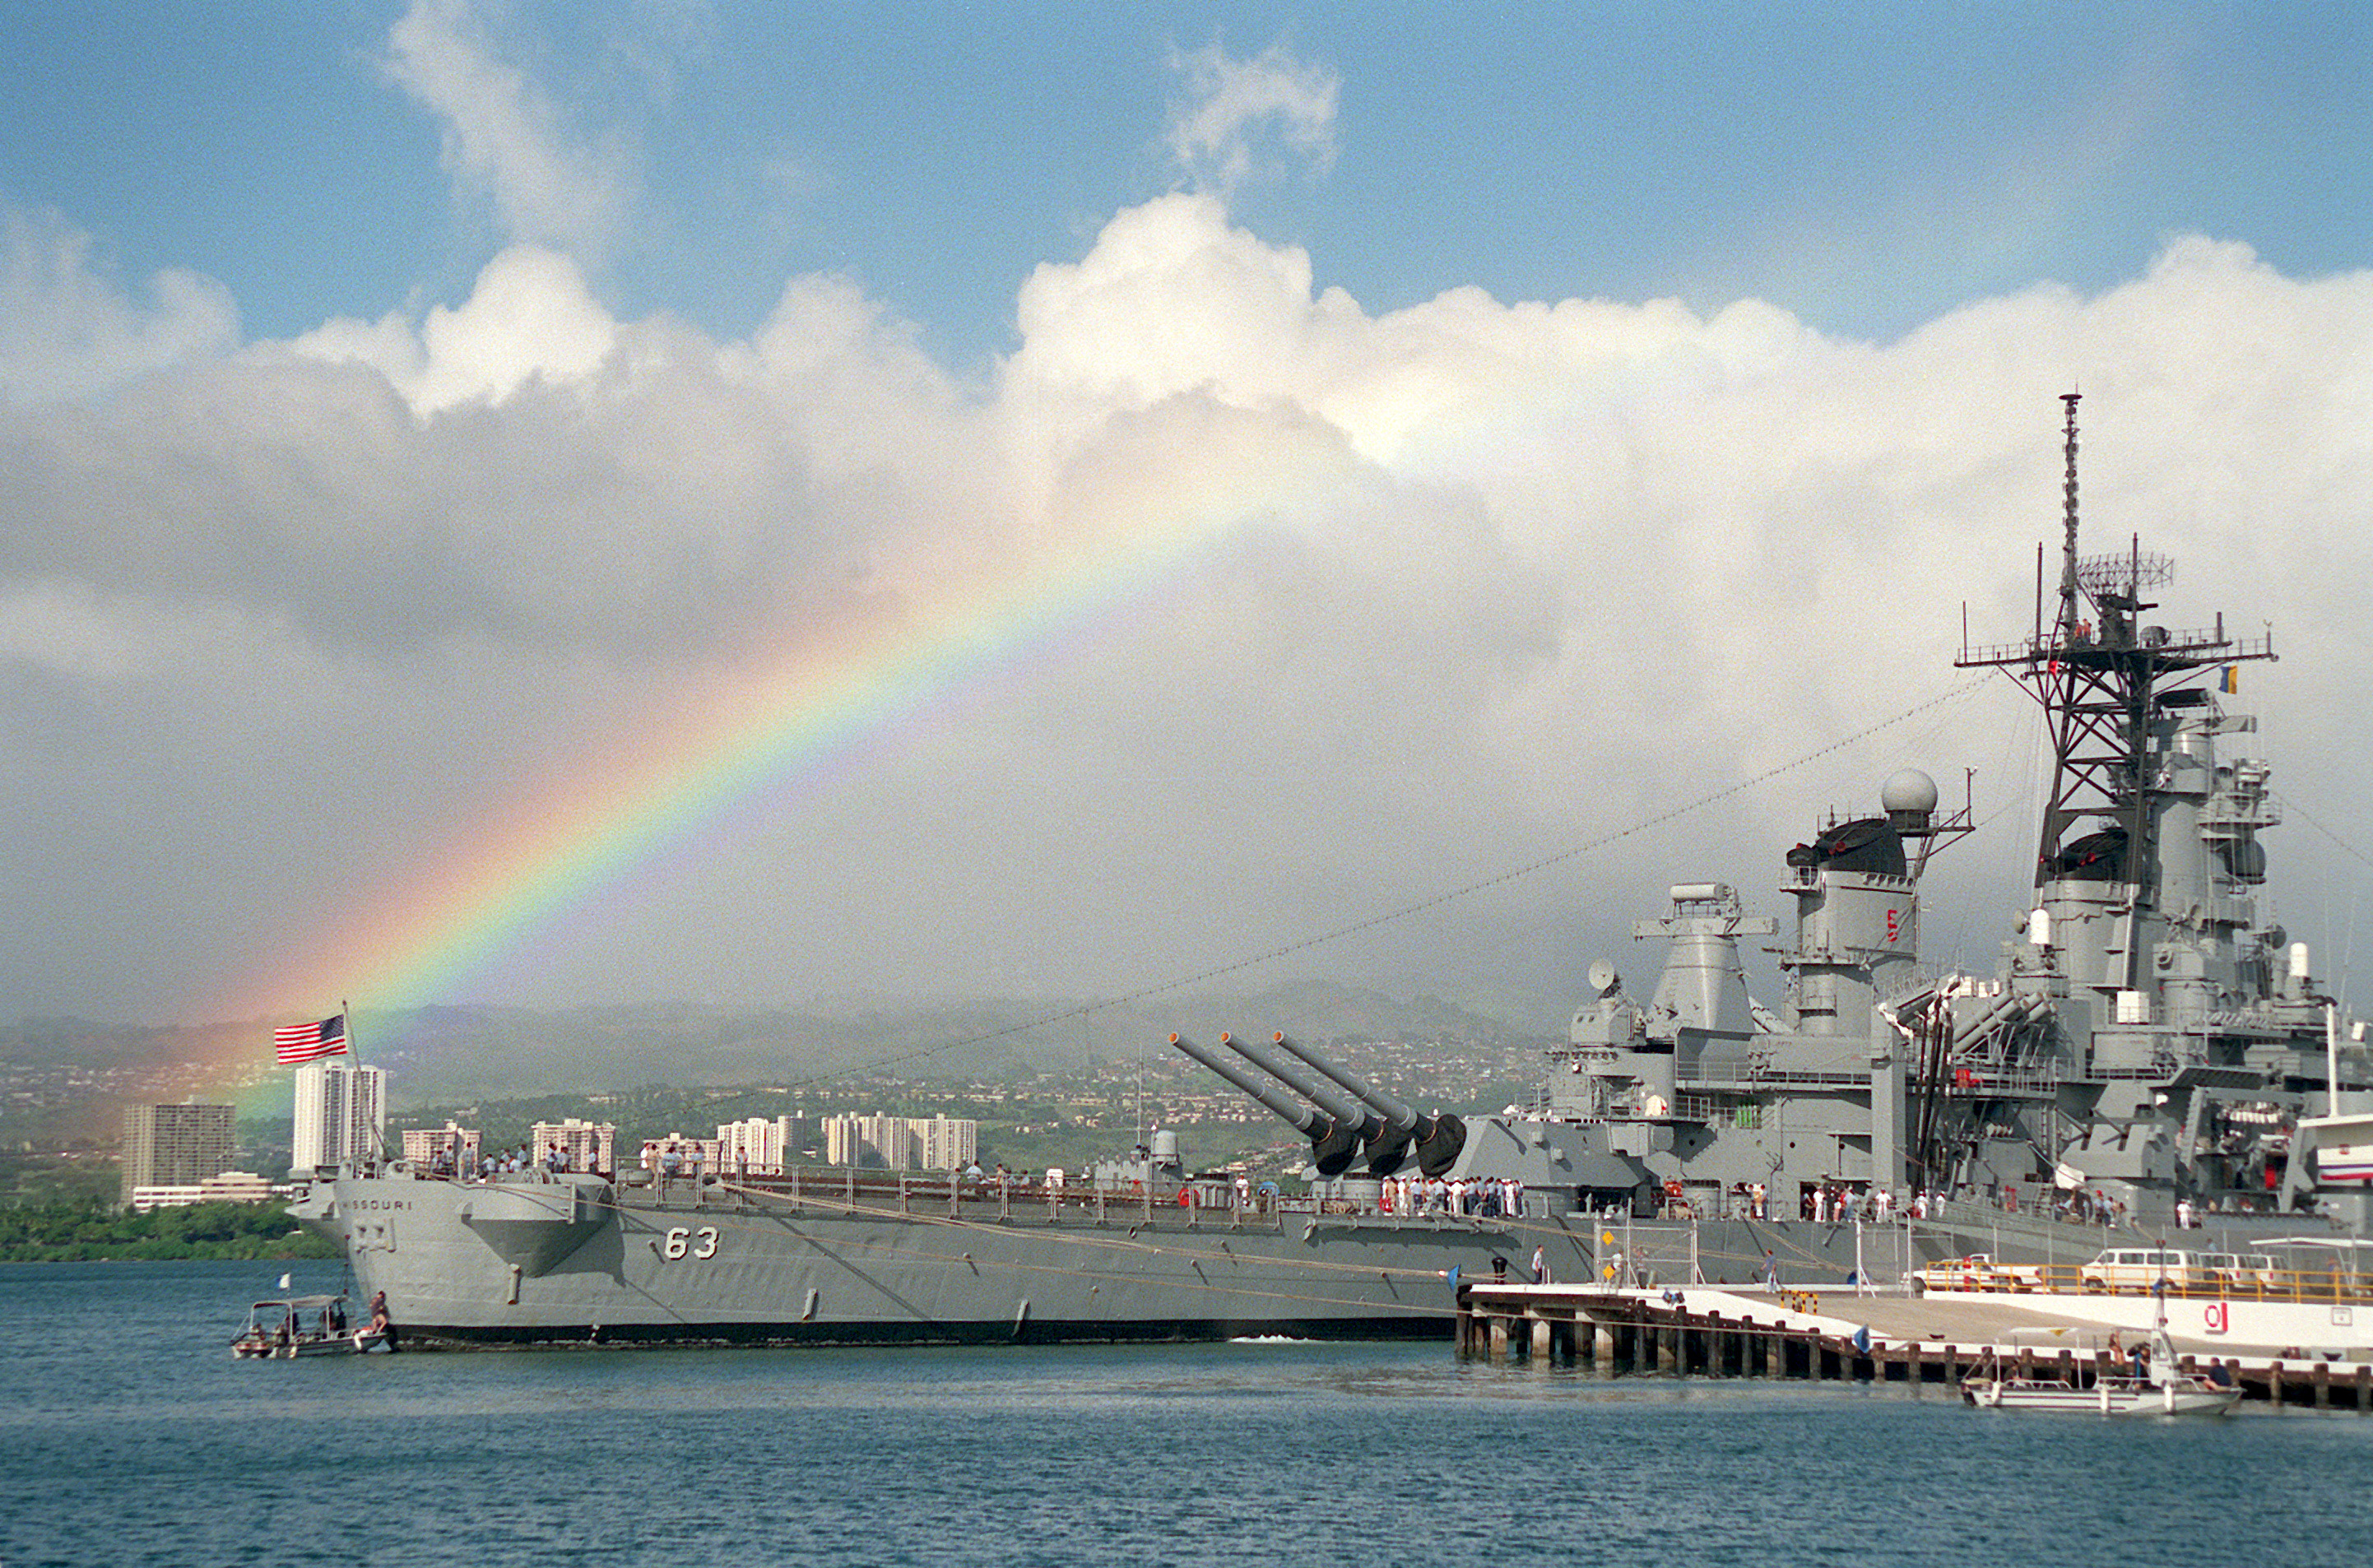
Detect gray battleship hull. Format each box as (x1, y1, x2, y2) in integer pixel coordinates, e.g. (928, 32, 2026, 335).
(295, 1170, 2026, 1348)
(294, 1172, 1609, 1348)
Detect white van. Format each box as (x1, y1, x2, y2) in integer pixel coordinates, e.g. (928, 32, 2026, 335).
(2077, 1248, 2212, 1291)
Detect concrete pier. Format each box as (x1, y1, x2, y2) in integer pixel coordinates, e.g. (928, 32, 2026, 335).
(1454, 1283, 2372, 1410)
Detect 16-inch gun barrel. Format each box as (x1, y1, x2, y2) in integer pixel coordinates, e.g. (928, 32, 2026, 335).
(1167, 1033, 1365, 1175)
(1167, 1033, 1320, 1133)
(1269, 1031, 1417, 1137)
(1220, 1031, 1383, 1142)
(1214, 1031, 1373, 1175)
(1267, 1032, 1466, 1176)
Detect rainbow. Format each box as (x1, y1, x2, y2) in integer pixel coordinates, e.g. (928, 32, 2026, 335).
(213, 467, 1297, 1055)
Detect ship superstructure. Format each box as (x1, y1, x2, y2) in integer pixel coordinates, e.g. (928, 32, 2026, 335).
(1208, 395, 2366, 1233)
(1545, 769, 1969, 1221)
(1944, 392, 2356, 1222)
(1521, 392, 2362, 1228)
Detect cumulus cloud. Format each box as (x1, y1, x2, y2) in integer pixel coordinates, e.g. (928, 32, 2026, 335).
(2, 186, 2369, 1029)
(383, 0, 638, 260)
(1164, 40, 1340, 195)
(290, 244, 620, 415)
(0, 208, 238, 403)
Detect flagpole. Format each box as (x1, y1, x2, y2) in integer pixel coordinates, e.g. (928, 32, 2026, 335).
(344, 996, 388, 1171)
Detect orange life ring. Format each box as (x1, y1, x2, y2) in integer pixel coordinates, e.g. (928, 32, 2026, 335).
(1177, 1186, 1192, 1206)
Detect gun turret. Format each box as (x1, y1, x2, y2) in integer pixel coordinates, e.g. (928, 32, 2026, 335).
(1166, 1033, 1364, 1175)
(1266, 1031, 1469, 1180)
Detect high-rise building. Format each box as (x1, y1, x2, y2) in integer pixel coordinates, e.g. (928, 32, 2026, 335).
(402, 1122, 480, 1173)
(119, 1103, 236, 1207)
(820, 1111, 980, 1171)
(824, 1111, 901, 1167)
(716, 1116, 785, 1175)
(290, 1061, 386, 1172)
(917, 1114, 979, 1172)
(532, 1117, 616, 1174)
(633, 1133, 722, 1178)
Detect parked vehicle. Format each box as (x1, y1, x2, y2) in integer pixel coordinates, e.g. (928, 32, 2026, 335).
(1913, 1254, 2044, 1292)
(2077, 1249, 2217, 1292)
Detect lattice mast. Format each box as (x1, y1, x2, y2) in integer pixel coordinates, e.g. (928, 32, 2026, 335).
(1957, 395, 2277, 963)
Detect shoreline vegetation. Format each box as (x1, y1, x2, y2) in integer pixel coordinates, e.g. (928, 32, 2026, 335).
(0, 1199, 337, 1264)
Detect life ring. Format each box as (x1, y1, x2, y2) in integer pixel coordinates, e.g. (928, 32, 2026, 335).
(1177, 1186, 1192, 1207)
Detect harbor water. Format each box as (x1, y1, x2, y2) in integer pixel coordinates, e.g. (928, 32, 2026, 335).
(6, 1260, 2366, 1567)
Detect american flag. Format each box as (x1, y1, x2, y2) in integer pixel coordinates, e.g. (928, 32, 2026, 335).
(273, 1014, 348, 1065)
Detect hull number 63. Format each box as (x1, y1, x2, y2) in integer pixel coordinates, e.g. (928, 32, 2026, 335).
(662, 1226, 720, 1260)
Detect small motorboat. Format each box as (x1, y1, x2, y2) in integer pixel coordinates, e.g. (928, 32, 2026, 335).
(1960, 1325, 2240, 1416)
(230, 1293, 388, 1359)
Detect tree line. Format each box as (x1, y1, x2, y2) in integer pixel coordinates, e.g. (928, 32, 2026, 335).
(0, 1199, 339, 1263)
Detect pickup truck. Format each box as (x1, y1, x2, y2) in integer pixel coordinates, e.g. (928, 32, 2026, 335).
(1911, 1255, 2043, 1292)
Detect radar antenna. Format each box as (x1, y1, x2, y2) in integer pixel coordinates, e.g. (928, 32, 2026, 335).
(1956, 395, 2278, 938)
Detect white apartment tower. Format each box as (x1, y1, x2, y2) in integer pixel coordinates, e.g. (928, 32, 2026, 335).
(821, 1111, 979, 1171)
(291, 1060, 386, 1172)
(917, 1114, 978, 1171)
(119, 1103, 237, 1207)
(715, 1116, 795, 1175)
(532, 1118, 617, 1174)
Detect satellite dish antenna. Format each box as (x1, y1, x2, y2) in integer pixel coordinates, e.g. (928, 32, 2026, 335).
(1587, 959, 1619, 997)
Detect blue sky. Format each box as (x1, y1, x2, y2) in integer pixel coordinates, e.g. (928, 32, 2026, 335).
(2, 1, 2371, 1029)
(6, 2, 2366, 366)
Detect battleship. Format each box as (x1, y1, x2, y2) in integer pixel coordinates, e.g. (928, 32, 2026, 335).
(290, 395, 2370, 1347)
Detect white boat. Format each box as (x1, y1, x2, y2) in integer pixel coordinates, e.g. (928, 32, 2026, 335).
(1960, 1327, 2239, 1416)
(230, 1293, 388, 1359)
(1962, 1370, 2241, 1415)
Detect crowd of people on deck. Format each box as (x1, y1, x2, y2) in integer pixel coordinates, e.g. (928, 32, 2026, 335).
(420, 1141, 602, 1181)
(1373, 1174, 1528, 1219)
(1795, 1185, 1920, 1223)
(2059, 1188, 2127, 1225)
(1660, 1181, 1982, 1224)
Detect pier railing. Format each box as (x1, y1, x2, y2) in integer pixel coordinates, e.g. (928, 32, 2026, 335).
(1915, 1262, 2373, 1304)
